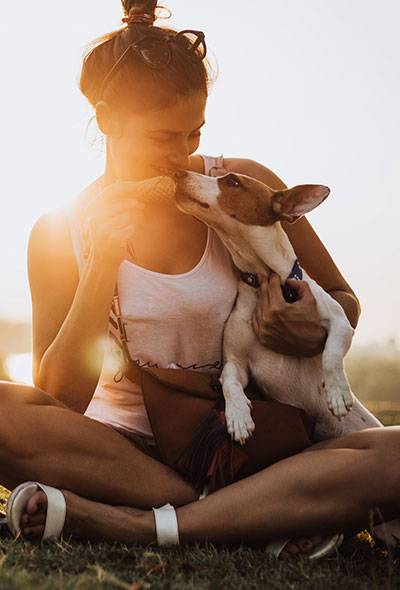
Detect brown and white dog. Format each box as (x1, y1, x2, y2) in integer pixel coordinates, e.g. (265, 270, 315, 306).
(173, 169, 381, 443)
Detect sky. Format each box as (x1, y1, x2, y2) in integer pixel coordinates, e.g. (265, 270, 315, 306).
(0, 0, 399, 348)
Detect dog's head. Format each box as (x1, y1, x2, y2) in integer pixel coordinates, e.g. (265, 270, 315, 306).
(173, 170, 330, 229)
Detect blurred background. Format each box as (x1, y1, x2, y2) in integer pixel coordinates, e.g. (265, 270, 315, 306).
(0, 1, 399, 415)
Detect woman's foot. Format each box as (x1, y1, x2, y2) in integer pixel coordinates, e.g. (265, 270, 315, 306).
(19, 489, 323, 557)
(20, 489, 154, 545)
(279, 536, 323, 559)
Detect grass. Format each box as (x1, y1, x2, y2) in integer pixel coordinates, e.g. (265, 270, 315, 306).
(0, 405, 399, 589)
(364, 401, 400, 427)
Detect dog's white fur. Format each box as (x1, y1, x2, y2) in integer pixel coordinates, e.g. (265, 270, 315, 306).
(174, 170, 381, 442)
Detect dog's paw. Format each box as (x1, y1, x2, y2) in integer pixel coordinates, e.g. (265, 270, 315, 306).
(324, 374, 353, 420)
(225, 398, 255, 445)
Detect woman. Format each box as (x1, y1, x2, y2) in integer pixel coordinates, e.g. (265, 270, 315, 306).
(2, 0, 399, 559)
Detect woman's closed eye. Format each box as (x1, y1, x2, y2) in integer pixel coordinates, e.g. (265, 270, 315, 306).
(149, 134, 173, 144)
(148, 132, 201, 144)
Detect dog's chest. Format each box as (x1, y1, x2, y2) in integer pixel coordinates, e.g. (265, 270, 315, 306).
(226, 289, 325, 407)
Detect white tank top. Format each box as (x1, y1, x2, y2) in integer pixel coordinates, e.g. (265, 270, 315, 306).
(68, 155, 238, 440)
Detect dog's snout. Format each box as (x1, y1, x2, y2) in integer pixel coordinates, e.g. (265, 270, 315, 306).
(172, 170, 188, 181)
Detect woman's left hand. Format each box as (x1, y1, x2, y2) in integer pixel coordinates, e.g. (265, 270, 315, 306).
(252, 272, 327, 357)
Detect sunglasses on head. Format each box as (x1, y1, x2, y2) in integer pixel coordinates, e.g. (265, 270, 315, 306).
(99, 30, 207, 98)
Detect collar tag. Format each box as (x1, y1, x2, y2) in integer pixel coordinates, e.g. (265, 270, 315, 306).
(239, 272, 260, 288)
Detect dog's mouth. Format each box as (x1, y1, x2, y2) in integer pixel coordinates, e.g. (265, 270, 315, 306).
(185, 194, 210, 209)
(174, 188, 210, 209)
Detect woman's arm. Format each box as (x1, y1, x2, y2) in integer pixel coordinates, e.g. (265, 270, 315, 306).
(28, 181, 145, 412)
(28, 211, 119, 413)
(223, 158, 361, 356)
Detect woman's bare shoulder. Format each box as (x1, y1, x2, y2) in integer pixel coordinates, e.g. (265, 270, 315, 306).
(28, 208, 79, 297)
(223, 157, 288, 190)
(29, 177, 101, 258)
(29, 209, 71, 255)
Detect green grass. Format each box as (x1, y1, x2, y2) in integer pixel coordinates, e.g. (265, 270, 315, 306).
(0, 406, 399, 589)
(0, 524, 398, 590)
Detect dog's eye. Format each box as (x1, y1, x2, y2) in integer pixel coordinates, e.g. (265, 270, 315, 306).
(226, 175, 241, 188)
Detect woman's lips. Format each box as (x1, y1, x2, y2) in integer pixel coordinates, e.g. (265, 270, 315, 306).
(154, 166, 174, 177)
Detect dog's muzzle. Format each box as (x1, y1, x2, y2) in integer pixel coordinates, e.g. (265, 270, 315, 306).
(172, 171, 210, 209)
(172, 170, 188, 182)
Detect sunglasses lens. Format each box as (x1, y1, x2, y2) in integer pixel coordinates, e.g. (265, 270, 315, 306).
(177, 31, 207, 61)
(137, 37, 170, 68)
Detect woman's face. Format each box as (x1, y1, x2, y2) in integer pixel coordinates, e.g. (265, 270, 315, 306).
(107, 92, 207, 182)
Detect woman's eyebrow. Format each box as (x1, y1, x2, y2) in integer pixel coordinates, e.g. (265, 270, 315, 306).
(149, 120, 206, 135)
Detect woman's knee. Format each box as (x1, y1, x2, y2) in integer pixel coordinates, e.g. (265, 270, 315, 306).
(0, 381, 59, 450)
(363, 427, 400, 504)
(0, 379, 33, 405)
(329, 427, 400, 504)
(367, 427, 400, 457)
(0, 379, 63, 408)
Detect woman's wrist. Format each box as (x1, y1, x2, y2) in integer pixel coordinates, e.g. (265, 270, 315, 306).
(87, 250, 122, 279)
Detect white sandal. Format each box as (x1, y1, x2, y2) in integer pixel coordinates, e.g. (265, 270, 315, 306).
(152, 486, 210, 546)
(266, 533, 344, 560)
(152, 503, 180, 545)
(6, 481, 66, 541)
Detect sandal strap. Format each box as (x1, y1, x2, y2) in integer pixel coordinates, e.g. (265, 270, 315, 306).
(266, 538, 290, 558)
(266, 533, 344, 560)
(37, 483, 66, 540)
(152, 503, 179, 545)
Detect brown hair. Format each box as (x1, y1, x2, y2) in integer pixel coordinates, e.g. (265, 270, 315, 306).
(79, 0, 215, 114)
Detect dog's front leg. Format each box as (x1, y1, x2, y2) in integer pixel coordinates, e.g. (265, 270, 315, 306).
(220, 360, 254, 444)
(321, 315, 354, 420)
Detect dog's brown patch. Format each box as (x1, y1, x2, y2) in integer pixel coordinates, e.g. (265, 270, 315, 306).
(217, 174, 277, 227)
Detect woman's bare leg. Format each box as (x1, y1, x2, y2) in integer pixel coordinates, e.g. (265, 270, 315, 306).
(177, 427, 400, 544)
(0, 381, 198, 507)
(19, 427, 400, 547)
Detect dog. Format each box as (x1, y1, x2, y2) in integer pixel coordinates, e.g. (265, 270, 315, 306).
(173, 169, 382, 443)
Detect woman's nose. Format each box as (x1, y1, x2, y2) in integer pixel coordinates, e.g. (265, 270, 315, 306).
(166, 150, 190, 170)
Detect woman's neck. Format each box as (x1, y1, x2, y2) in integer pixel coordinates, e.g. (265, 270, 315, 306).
(102, 142, 117, 186)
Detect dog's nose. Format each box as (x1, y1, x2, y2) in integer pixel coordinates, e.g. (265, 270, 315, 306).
(172, 170, 187, 181)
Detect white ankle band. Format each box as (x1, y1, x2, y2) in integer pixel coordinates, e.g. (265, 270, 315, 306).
(152, 503, 179, 546)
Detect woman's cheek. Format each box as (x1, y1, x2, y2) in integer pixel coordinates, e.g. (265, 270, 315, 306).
(188, 136, 201, 155)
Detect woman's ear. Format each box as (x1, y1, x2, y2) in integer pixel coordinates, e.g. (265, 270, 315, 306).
(95, 101, 122, 137)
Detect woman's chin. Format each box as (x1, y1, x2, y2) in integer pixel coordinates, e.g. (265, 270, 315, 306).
(152, 166, 175, 178)
(119, 168, 171, 182)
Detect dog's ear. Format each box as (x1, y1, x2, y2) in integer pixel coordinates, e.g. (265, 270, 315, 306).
(271, 185, 330, 223)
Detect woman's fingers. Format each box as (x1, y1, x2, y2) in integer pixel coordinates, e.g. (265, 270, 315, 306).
(254, 273, 282, 326)
(264, 272, 284, 305)
(250, 271, 326, 355)
(285, 277, 313, 301)
(87, 182, 146, 216)
(109, 211, 134, 230)
(252, 274, 270, 337)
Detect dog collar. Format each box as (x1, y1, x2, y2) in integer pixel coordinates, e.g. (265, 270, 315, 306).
(239, 259, 303, 303)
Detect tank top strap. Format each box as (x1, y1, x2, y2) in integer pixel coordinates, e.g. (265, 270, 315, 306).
(200, 154, 224, 176)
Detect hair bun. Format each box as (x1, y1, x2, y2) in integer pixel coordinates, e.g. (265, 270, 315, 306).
(121, 0, 158, 18)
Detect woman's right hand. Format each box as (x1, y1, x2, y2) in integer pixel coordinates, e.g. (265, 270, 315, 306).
(84, 181, 145, 267)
